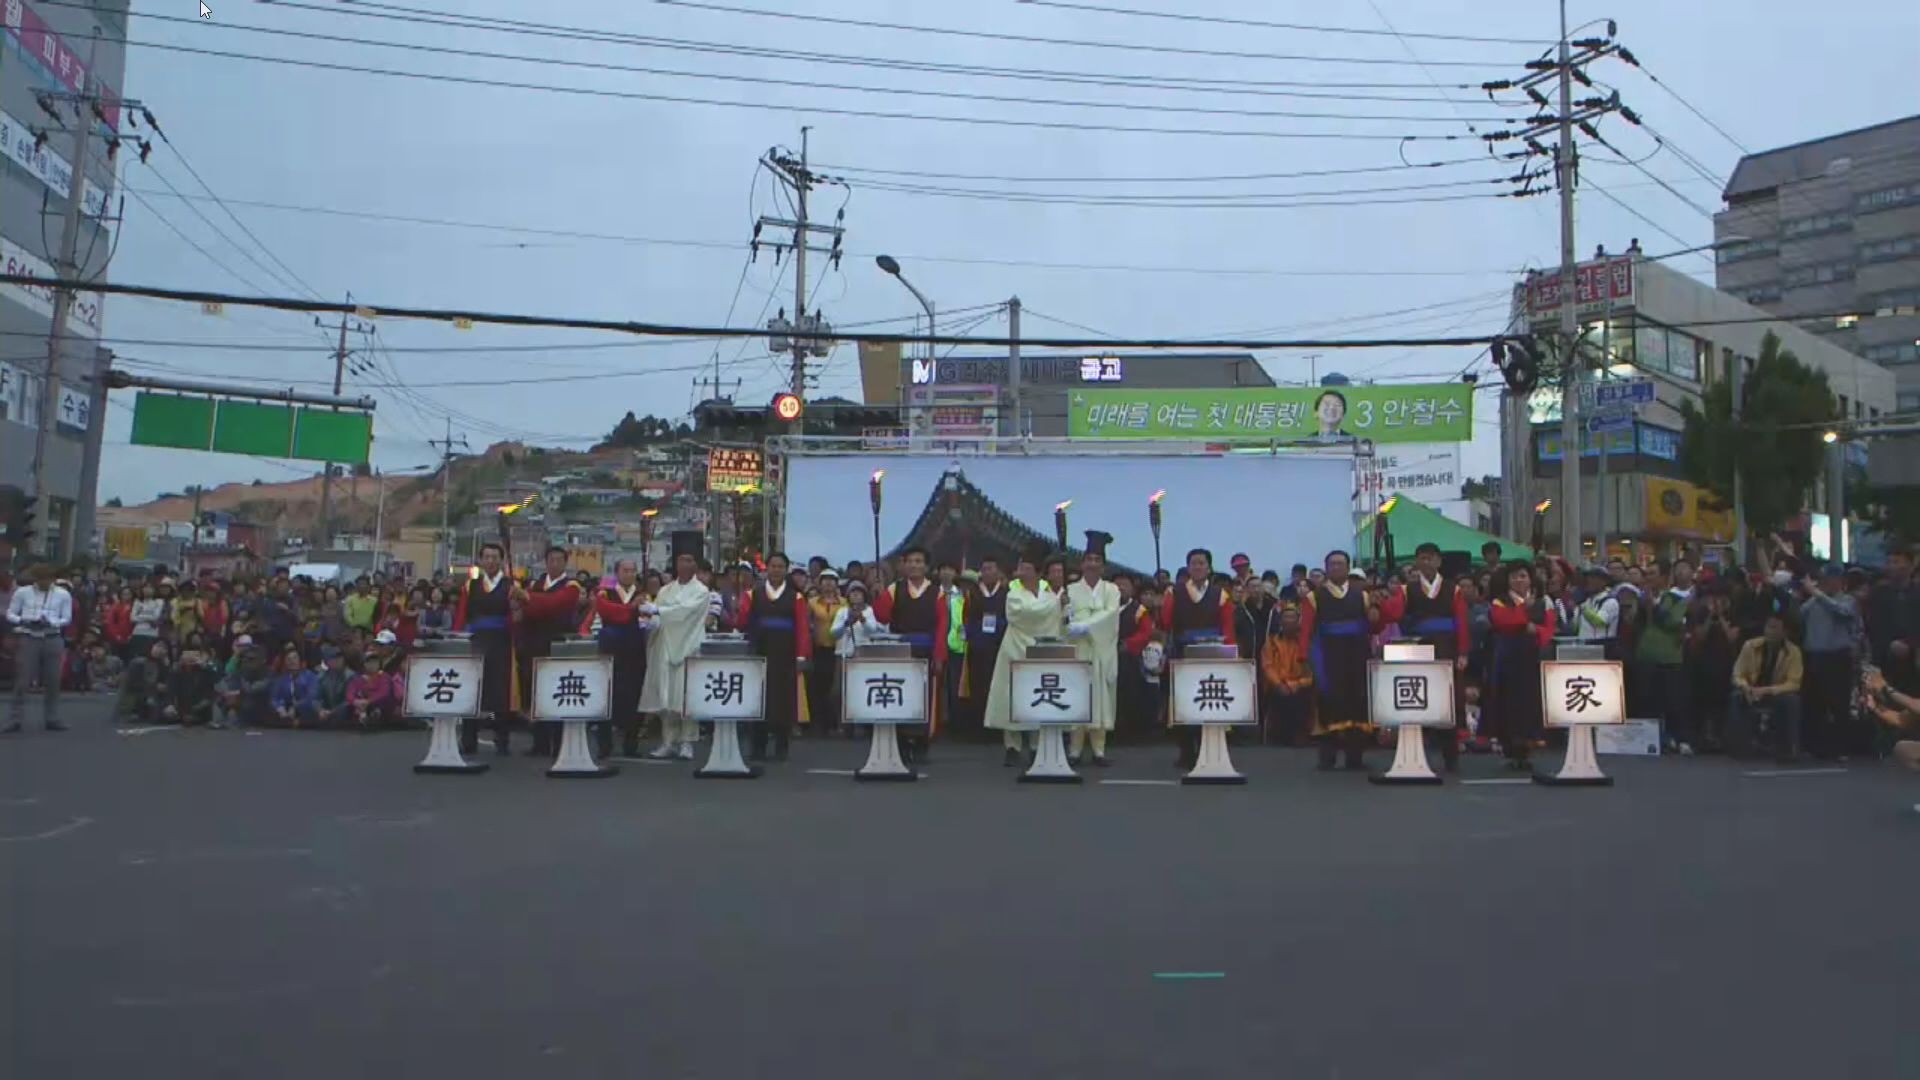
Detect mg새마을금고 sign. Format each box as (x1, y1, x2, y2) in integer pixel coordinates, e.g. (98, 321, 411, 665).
(841, 657, 928, 725)
(1168, 659, 1259, 725)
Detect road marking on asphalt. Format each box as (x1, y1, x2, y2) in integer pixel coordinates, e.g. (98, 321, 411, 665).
(0, 816, 94, 843)
(1153, 972, 1226, 980)
(116, 726, 184, 736)
(806, 768, 857, 776)
(1100, 779, 1179, 786)
(1742, 767, 1848, 778)
(1461, 778, 1533, 786)
(0, 796, 42, 806)
(609, 756, 682, 765)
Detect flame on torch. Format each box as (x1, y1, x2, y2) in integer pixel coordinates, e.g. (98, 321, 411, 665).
(1148, 490, 1165, 507)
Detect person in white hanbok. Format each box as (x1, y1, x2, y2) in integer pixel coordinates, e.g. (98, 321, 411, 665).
(1065, 530, 1122, 766)
(984, 540, 1062, 767)
(637, 531, 713, 760)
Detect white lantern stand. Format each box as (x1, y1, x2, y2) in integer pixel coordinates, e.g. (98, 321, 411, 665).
(1365, 652, 1453, 787)
(408, 638, 489, 775)
(1015, 644, 1090, 785)
(688, 637, 765, 780)
(536, 640, 619, 780)
(1173, 645, 1255, 785)
(844, 642, 924, 782)
(1535, 649, 1621, 787)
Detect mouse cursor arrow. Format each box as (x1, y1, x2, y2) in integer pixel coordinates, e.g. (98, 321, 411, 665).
(199, 1, 212, 17)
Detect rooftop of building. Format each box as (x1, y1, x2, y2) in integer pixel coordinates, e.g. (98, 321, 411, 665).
(1723, 113, 1920, 202)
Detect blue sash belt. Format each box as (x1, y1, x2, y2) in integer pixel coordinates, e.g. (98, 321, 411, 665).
(1411, 617, 1456, 636)
(759, 617, 795, 631)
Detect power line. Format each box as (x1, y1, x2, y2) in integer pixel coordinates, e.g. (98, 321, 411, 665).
(117, 38, 1494, 143)
(142, 119, 328, 301)
(1615, 49, 1750, 154)
(652, 0, 1512, 66)
(120, 185, 1518, 278)
(142, 0, 1513, 98)
(120, 185, 274, 294)
(1015, 1, 1549, 45)
(94, 10, 1519, 126)
(814, 155, 1497, 185)
(18, 270, 1507, 349)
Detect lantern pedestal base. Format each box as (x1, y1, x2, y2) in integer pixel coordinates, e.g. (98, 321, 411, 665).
(1534, 725, 1613, 786)
(855, 723, 918, 782)
(1019, 727, 1082, 784)
(548, 721, 618, 779)
(414, 716, 489, 775)
(1370, 724, 1443, 785)
(696, 720, 762, 779)
(1181, 724, 1246, 785)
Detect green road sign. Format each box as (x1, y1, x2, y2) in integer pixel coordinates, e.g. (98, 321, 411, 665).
(129, 392, 371, 464)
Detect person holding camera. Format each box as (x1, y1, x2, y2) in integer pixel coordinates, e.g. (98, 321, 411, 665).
(4, 564, 73, 734)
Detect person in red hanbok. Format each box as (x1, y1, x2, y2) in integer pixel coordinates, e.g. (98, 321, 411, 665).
(1484, 561, 1557, 769)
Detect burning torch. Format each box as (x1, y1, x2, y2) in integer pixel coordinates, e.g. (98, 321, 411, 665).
(869, 470, 885, 566)
(1054, 500, 1071, 554)
(640, 507, 658, 576)
(1148, 489, 1165, 574)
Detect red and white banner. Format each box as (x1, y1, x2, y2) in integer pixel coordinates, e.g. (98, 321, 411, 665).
(2, 0, 121, 130)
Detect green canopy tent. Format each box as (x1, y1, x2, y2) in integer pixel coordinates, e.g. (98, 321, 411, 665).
(1354, 495, 1532, 564)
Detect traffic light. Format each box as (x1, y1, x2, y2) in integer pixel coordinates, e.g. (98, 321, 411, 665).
(0, 487, 35, 552)
(1491, 335, 1541, 394)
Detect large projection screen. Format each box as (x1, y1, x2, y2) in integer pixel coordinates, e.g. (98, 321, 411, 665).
(784, 452, 1355, 574)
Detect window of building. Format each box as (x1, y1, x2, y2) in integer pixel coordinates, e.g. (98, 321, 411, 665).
(1635, 323, 1668, 374)
(1863, 342, 1920, 366)
(1875, 287, 1920, 309)
(1860, 236, 1920, 264)
(1782, 211, 1852, 238)
(1858, 184, 1917, 214)
(1666, 329, 1700, 381)
(1839, 394, 1850, 421)
(1742, 283, 1783, 305)
(1900, 391, 1920, 412)
(1784, 259, 1856, 288)
(1716, 237, 1779, 264)
(1856, 400, 1866, 420)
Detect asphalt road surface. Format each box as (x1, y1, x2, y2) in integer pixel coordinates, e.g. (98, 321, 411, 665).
(4, 699, 1918, 1079)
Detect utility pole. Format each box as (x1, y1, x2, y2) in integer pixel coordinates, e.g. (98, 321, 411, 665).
(1730, 355, 1748, 569)
(428, 418, 470, 573)
(758, 129, 843, 409)
(314, 300, 372, 547)
(1483, 11, 1630, 557)
(757, 129, 843, 552)
(1552, 0, 1582, 560)
(1007, 296, 1023, 439)
(26, 36, 142, 563)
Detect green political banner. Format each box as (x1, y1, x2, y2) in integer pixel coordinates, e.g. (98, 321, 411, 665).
(1068, 383, 1472, 444)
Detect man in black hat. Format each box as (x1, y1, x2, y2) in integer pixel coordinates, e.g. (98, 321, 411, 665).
(1066, 530, 1122, 766)
(638, 531, 714, 760)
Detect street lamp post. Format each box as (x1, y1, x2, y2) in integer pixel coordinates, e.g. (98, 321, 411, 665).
(875, 255, 936, 370)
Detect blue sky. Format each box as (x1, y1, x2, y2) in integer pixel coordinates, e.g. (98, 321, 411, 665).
(92, 0, 1920, 501)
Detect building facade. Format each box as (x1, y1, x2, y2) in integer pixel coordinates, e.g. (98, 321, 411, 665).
(1715, 114, 1920, 411)
(0, 0, 127, 560)
(1516, 256, 1895, 557)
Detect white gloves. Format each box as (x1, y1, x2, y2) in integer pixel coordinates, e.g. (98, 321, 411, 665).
(1067, 622, 1090, 639)
(638, 603, 660, 616)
